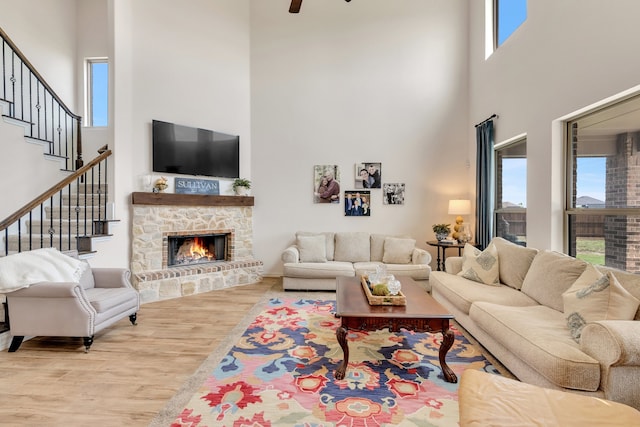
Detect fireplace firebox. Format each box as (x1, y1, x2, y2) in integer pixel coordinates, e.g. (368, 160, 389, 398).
(167, 233, 229, 267)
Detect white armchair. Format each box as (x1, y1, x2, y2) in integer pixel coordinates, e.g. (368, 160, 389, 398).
(3, 249, 139, 352)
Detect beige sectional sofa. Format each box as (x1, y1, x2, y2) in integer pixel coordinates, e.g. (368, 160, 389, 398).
(430, 237, 640, 409)
(281, 231, 431, 291)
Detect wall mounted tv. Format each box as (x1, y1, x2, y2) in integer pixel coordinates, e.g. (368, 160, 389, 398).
(152, 119, 240, 178)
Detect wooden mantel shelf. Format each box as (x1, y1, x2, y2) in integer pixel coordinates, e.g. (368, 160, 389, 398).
(131, 192, 254, 207)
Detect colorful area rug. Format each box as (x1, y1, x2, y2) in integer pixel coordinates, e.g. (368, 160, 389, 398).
(171, 298, 499, 426)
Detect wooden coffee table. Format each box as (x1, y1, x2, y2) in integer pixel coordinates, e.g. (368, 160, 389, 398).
(334, 276, 457, 383)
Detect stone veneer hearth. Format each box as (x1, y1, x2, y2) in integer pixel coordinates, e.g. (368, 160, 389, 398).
(130, 192, 263, 303)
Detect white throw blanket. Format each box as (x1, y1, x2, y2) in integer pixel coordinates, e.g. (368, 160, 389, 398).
(0, 248, 86, 293)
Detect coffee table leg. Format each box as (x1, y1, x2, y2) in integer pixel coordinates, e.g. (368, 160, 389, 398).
(439, 328, 458, 383)
(335, 326, 349, 380)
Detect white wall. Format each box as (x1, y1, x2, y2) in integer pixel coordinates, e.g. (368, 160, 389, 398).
(99, 0, 251, 267)
(0, 0, 77, 109)
(251, 0, 470, 275)
(469, 0, 640, 252)
(0, 0, 78, 219)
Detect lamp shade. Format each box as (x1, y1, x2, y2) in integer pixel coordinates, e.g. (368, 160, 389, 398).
(448, 199, 471, 215)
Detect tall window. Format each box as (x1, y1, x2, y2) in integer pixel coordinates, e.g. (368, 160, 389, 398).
(495, 0, 527, 47)
(495, 137, 527, 245)
(86, 58, 108, 127)
(566, 94, 640, 272)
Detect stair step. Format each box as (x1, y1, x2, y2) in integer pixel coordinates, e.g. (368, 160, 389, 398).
(3, 234, 112, 253)
(0, 98, 11, 115)
(26, 220, 96, 235)
(61, 194, 109, 204)
(26, 219, 120, 235)
(44, 206, 107, 220)
(2, 114, 32, 132)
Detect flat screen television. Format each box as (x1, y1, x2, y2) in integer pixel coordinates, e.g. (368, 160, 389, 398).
(152, 119, 240, 178)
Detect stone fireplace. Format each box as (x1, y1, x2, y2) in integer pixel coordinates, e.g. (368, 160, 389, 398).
(130, 193, 263, 303)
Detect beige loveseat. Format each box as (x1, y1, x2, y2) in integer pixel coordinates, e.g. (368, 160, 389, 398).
(430, 237, 640, 409)
(282, 231, 431, 291)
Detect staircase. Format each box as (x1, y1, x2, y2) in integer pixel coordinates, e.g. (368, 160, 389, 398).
(4, 184, 118, 256)
(0, 25, 118, 336)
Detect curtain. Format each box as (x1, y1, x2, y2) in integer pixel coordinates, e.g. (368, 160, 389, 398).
(475, 120, 494, 250)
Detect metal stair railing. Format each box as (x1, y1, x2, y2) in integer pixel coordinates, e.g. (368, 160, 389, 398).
(0, 148, 112, 257)
(0, 25, 83, 171)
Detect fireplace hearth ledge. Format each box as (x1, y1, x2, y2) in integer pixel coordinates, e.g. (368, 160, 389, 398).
(134, 259, 264, 304)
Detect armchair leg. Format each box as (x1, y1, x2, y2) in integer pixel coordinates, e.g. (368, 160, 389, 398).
(8, 336, 24, 352)
(83, 336, 94, 353)
(129, 313, 137, 325)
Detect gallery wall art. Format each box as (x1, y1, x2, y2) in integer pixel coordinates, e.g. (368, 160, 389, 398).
(383, 183, 405, 205)
(313, 165, 341, 204)
(344, 191, 371, 216)
(354, 162, 382, 189)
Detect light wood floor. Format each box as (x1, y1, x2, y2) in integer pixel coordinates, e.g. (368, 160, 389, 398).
(0, 279, 279, 426)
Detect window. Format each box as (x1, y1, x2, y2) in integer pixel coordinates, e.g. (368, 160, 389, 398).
(495, 0, 527, 48)
(495, 136, 527, 245)
(86, 58, 108, 127)
(566, 94, 640, 272)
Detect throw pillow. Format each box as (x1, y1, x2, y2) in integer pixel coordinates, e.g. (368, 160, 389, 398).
(492, 237, 538, 290)
(296, 231, 335, 261)
(296, 235, 327, 263)
(382, 237, 416, 264)
(457, 243, 500, 285)
(370, 234, 388, 262)
(334, 232, 371, 262)
(78, 261, 95, 290)
(563, 264, 640, 342)
(520, 250, 588, 312)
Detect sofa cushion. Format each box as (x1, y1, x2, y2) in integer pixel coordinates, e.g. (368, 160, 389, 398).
(382, 237, 415, 264)
(470, 302, 601, 391)
(563, 264, 640, 342)
(370, 234, 388, 262)
(296, 231, 335, 261)
(521, 250, 588, 312)
(492, 237, 538, 290)
(458, 243, 500, 285)
(296, 234, 327, 263)
(283, 261, 355, 279)
(430, 271, 538, 315)
(597, 266, 640, 320)
(334, 232, 370, 262)
(86, 287, 139, 313)
(458, 370, 640, 427)
(79, 261, 95, 290)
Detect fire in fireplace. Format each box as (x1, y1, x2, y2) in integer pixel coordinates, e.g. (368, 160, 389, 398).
(167, 233, 229, 266)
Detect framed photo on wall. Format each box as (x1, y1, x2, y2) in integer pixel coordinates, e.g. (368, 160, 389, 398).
(383, 183, 405, 205)
(313, 165, 341, 204)
(354, 162, 381, 189)
(344, 191, 371, 216)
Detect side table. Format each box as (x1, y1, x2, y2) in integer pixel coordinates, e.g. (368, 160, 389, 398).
(427, 240, 471, 271)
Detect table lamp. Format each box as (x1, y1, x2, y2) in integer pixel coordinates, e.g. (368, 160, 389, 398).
(448, 199, 471, 241)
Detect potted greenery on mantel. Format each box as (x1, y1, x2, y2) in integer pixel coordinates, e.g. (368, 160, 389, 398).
(232, 178, 251, 196)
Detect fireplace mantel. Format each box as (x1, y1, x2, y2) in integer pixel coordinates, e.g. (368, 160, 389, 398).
(131, 192, 254, 207)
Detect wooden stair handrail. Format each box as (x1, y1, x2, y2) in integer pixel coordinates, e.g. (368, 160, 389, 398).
(0, 25, 83, 169)
(0, 149, 112, 231)
(0, 26, 80, 121)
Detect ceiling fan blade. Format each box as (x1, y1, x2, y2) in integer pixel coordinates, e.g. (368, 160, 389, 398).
(289, 0, 302, 13)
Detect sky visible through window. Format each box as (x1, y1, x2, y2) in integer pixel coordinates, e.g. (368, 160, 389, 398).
(577, 157, 606, 203)
(501, 157, 606, 207)
(497, 0, 527, 46)
(92, 62, 108, 127)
